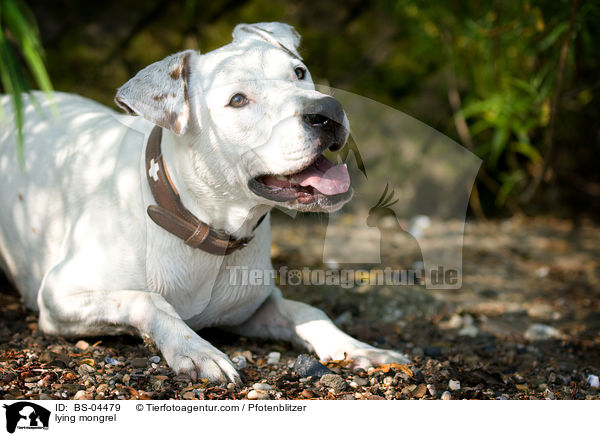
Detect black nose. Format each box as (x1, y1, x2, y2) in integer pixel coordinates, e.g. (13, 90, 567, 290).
(302, 96, 345, 127)
(303, 113, 330, 127)
(301, 97, 347, 151)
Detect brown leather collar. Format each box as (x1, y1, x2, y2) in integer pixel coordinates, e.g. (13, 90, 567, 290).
(145, 126, 264, 255)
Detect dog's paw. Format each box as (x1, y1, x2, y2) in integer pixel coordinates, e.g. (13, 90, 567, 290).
(162, 339, 241, 385)
(345, 347, 410, 369)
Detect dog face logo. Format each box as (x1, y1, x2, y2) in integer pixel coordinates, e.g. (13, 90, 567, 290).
(2, 402, 50, 433)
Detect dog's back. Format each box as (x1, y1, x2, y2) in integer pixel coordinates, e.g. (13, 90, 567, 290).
(0, 92, 146, 309)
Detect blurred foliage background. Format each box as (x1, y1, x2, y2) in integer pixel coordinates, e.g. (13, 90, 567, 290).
(2, 0, 599, 218)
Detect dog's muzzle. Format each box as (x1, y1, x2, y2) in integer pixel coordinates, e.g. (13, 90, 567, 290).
(248, 96, 352, 209)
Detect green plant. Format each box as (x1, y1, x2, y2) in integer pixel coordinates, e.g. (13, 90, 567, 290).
(0, 0, 53, 163)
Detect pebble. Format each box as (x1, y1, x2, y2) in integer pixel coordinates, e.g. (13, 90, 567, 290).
(319, 374, 347, 392)
(77, 364, 94, 376)
(352, 376, 368, 387)
(412, 384, 427, 398)
(73, 390, 92, 400)
(252, 383, 274, 391)
(448, 380, 461, 391)
(39, 351, 54, 363)
(535, 266, 550, 278)
(427, 384, 437, 396)
(105, 357, 119, 366)
(39, 393, 52, 400)
(247, 390, 269, 400)
(293, 354, 333, 378)
(131, 357, 148, 368)
(232, 355, 247, 370)
(227, 383, 235, 390)
(441, 391, 452, 400)
(301, 389, 315, 398)
(524, 324, 562, 341)
(544, 388, 556, 400)
(447, 313, 463, 329)
(122, 374, 130, 384)
(586, 375, 599, 389)
(75, 340, 90, 351)
(424, 346, 443, 358)
(267, 351, 281, 365)
(182, 391, 196, 400)
(349, 381, 359, 389)
(149, 356, 161, 364)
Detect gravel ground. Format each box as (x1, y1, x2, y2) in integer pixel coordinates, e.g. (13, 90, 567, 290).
(1, 216, 599, 400)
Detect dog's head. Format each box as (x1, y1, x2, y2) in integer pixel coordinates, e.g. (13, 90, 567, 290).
(115, 22, 352, 213)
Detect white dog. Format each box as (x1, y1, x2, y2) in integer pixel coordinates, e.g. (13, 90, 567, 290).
(0, 22, 407, 384)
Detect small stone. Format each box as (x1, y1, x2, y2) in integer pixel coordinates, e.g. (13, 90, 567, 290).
(448, 380, 461, 391)
(352, 376, 368, 386)
(293, 354, 333, 378)
(383, 376, 394, 386)
(77, 364, 94, 377)
(424, 346, 443, 358)
(412, 384, 428, 398)
(516, 384, 529, 392)
(105, 357, 119, 366)
(227, 383, 235, 390)
(586, 375, 599, 389)
(319, 374, 347, 392)
(524, 324, 562, 341)
(149, 356, 161, 364)
(535, 266, 550, 278)
(173, 374, 191, 383)
(39, 351, 54, 363)
(39, 393, 52, 400)
(122, 374, 130, 384)
(267, 352, 281, 365)
(447, 313, 463, 329)
(458, 325, 479, 338)
(37, 375, 52, 387)
(131, 358, 148, 368)
(96, 384, 109, 393)
(252, 383, 274, 391)
(73, 390, 92, 400)
(544, 388, 556, 400)
(232, 355, 247, 370)
(182, 391, 196, 400)
(247, 389, 269, 400)
(427, 384, 437, 396)
(349, 381, 358, 389)
(75, 340, 90, 351)
(441, 391, 452, 400)
(300, 389, 315, 398)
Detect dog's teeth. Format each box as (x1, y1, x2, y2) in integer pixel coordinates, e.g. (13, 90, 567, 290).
(275, 175, 289, 182)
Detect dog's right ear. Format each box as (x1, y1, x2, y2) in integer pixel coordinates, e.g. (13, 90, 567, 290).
(115, 50, 197, 135)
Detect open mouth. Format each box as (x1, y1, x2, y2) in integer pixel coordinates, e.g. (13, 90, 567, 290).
(248, 154, 352, 206)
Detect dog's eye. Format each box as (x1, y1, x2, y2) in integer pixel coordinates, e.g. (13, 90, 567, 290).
(228, 93, 249, 108)
(294, 67, 306, 80)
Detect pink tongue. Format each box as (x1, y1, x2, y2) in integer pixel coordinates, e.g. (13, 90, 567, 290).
(292, 155, 350, 195)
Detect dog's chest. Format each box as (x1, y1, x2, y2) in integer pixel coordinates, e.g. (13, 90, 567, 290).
(145, 226, 273, 326)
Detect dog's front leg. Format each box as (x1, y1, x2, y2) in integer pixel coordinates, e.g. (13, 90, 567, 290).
(228, 288, 408, 368)
(38, 282, 240, 384)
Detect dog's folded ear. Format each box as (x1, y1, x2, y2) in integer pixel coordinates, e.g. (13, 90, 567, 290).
(233, 22, 302, 60)
(115, 50, 197, 135)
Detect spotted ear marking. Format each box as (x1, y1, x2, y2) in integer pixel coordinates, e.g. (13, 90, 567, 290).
(115, 50, 197, 135)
